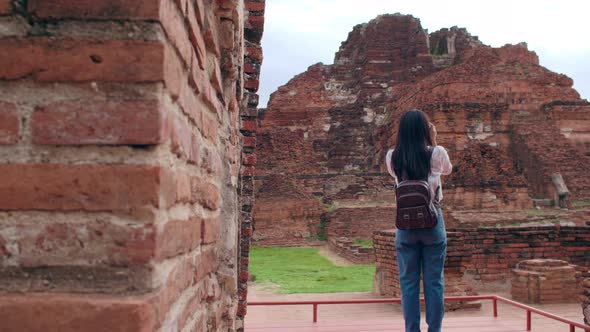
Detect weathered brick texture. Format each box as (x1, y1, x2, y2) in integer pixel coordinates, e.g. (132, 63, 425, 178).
(0, 294, 156, 332)
(0, 102, 19, 145)
(374, 226, 590, 308)
(511, 259, 578, 304)
(27, 0, 161, 19)
(0, 164, 173, 212)
(32, 101, 167, 145)
(0, 0, 11, 15)
(373, 229, 481, 311)
(255, 14, 590, 249)
(0, 0, 257, 331)
(511, 102, 590, 201)
(0, 38, 165, 82)
(328, 237, 375, 264)
(236, 1, 265, 330)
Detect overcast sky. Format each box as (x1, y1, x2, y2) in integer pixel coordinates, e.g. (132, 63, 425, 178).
(258, 0, 590, 107)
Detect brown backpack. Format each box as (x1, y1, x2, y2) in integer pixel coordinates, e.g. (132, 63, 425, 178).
(394, 148, 439, 230)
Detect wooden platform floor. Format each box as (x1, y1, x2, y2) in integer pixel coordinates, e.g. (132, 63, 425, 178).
(246, 317, 529, 331)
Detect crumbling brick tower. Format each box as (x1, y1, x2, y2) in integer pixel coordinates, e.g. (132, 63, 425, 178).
(255, 14, 590, 246)
(0, 0, 264, 331)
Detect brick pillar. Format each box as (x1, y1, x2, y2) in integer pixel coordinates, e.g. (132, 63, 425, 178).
(236, 1, 265, 330)
(0, 0, 248, 331)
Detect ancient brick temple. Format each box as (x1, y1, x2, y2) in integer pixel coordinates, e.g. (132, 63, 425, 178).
(1, 2, 589, 330)
(0, 0, 264, 331)
(255, 14, 590, 246)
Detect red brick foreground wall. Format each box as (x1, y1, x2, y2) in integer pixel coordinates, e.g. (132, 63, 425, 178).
(374, 226, 590, 299)
(236, 0, 265, 330)
(0, 1, 259, 331)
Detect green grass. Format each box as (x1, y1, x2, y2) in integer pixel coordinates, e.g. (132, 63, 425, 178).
(521, 209, 554, 216)
(250, 247, 375, 294)
(354, 239, 373, 248)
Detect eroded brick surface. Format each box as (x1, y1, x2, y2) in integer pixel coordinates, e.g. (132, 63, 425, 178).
(0, 0, 255, 331)
(255, 14, 590, 249)
(0, 164, 169, 212)
(32, 101, 166, 145)
(0, 294, 156, 332)
(0, 102, 19, 145)
(27, 0, 161, 19)
(236, 1, 266, 329)
(511, 259, 578, 304)
(374, 226, 590, 310)
(0, 0, 11, 14)
(0, 38, 165, 82)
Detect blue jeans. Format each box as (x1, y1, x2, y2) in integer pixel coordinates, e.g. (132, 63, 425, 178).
(395, 208, 447, 332)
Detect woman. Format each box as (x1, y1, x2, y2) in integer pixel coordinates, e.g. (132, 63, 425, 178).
(385, 110, 452, 332)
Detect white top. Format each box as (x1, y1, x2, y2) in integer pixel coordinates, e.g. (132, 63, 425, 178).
(385, 146, 453, 201)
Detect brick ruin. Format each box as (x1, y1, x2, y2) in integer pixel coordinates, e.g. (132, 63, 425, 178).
(252, 12, 590, 319)
(511, 259, 578, 304)
(0, 3, 589, 330)
(0, 0, 265, 331)
(255, 14, 590, 246)
(374, 226, 590, 308)
(328, 237, 375, 264)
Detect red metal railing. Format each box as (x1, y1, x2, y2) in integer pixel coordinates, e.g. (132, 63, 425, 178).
(249, 295, 590, 331)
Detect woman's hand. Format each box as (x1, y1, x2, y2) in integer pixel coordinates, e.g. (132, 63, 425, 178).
(429, 122, 438, 146)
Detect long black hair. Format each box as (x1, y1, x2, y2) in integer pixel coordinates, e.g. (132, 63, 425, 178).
(391, 110, 434, 180)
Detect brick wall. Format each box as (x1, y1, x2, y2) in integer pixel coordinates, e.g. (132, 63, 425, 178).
(235, 0, 265, 330)
(550, 102, 590, 155)
(373, 229, 480, 311)
(374, 226, 590, 301)
(252, 175, 325, 246)
(326, 207, 395, 240)
(0, 1, 258, 331)
(511, 104, 590, 201)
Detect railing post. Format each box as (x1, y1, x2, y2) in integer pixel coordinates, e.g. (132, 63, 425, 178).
(492, 298, 498, 317)
(569, 324, 574, 332)
(526, 310, 531, 331)
(313, 304, 318, 323)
